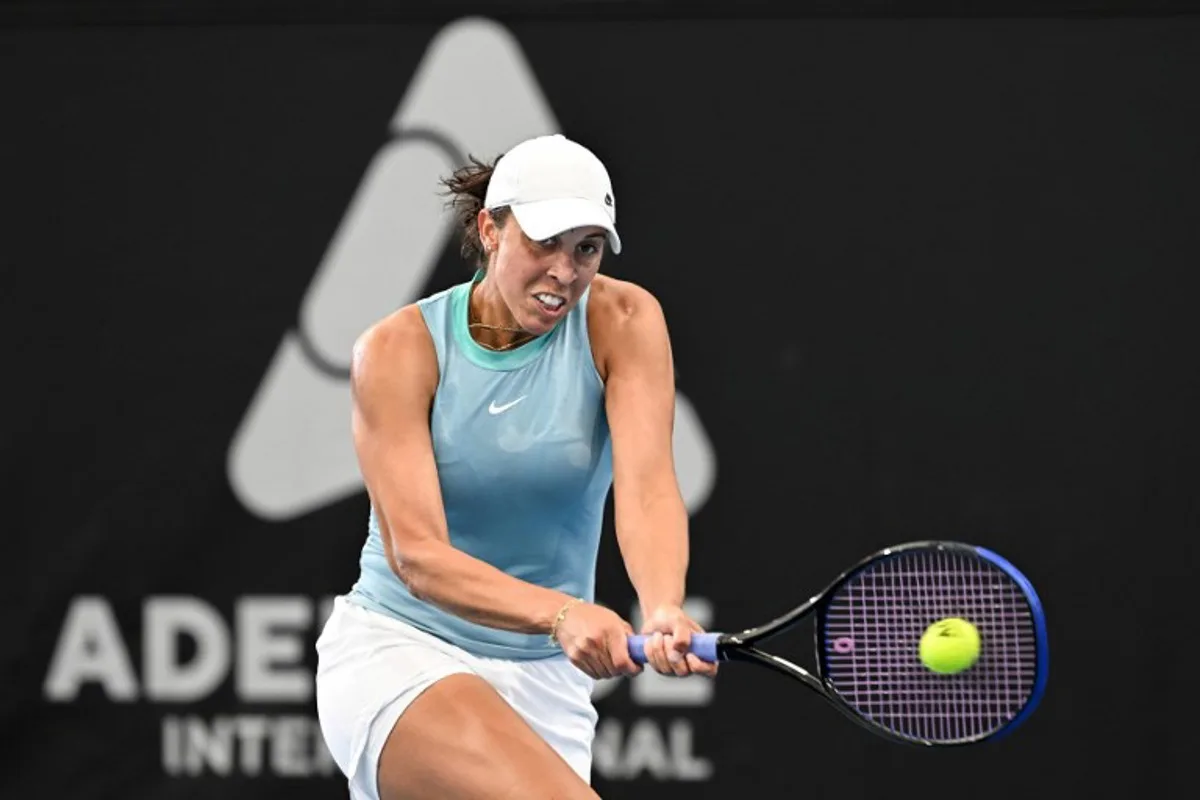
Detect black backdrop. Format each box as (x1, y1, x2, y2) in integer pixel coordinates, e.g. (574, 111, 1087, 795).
(3, 3, 1199, 798)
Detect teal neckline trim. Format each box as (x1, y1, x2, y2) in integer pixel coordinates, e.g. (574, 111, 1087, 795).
(450, 273, 557, 371)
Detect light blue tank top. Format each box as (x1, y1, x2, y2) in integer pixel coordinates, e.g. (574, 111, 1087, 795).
(346, 274, 613, 660)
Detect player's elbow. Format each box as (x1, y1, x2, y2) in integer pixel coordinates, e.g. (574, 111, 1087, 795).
(388, 542, 444, 602)
(618, 470, 684, 518)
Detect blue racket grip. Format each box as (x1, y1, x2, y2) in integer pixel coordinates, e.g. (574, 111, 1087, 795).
(628, 632, 720, 664)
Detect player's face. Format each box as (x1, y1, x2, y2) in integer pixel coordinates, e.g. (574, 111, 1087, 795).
(486, 214, 606, 335)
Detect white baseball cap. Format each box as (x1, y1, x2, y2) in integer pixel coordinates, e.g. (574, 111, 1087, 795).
(484, 134, 622, 254)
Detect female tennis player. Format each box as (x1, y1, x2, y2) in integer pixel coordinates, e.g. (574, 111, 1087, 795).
(315, 133, 715, 800)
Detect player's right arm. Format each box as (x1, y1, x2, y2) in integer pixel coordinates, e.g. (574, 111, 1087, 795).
(349, 306, 637, 678)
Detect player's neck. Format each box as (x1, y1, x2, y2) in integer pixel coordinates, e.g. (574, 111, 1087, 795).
(468, 276, 532, 351)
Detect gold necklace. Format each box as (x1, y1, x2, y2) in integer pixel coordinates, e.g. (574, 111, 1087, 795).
(468, 286, 535, 352)
(467, 321, 535, 351)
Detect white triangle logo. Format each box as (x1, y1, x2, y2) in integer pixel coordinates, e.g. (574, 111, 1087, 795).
(227, 17, 716, 522)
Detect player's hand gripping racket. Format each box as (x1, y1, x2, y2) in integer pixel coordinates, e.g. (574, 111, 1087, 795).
(627, 541, 1048, 746)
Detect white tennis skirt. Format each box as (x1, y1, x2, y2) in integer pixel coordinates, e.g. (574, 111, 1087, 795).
(315, 595, 599, 800)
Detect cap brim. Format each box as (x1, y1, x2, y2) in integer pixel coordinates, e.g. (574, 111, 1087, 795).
(509, 198, 622, 254)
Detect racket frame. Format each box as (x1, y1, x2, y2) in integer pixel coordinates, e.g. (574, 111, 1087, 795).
(705, 540, 1049, 746)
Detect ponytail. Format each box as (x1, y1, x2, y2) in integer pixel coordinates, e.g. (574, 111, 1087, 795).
(440, 154, 511, 268)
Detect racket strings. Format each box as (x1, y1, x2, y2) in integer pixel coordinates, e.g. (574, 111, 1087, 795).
(820, 549, 1038, 744)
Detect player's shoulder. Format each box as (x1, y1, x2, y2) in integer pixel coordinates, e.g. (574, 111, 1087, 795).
(351, 303, 437, 392)
(586, 276, 669, 378)
(587, 274, 665, 328)
(354, 303, 428, 361)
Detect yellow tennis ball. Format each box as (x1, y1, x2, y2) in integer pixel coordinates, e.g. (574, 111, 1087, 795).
(919, 617, 981, 675)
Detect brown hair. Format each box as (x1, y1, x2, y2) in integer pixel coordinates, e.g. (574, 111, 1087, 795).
(439, 154, 511, 268)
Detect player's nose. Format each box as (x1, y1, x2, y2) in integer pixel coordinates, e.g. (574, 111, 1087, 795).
(545, 255, 577, 286)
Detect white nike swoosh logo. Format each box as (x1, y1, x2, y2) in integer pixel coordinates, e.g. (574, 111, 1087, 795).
(488, 396, 527, 415)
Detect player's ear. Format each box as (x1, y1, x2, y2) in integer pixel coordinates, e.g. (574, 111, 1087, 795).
(476, 209, 496, 254)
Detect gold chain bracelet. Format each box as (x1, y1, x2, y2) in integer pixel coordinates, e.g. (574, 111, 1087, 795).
(549, 598, 583, 646)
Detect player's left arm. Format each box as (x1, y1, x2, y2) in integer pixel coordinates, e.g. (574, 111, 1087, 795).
(594, 279, 716, 677)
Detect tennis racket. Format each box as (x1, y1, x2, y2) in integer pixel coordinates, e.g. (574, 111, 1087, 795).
(627, 540, 1048, 746)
